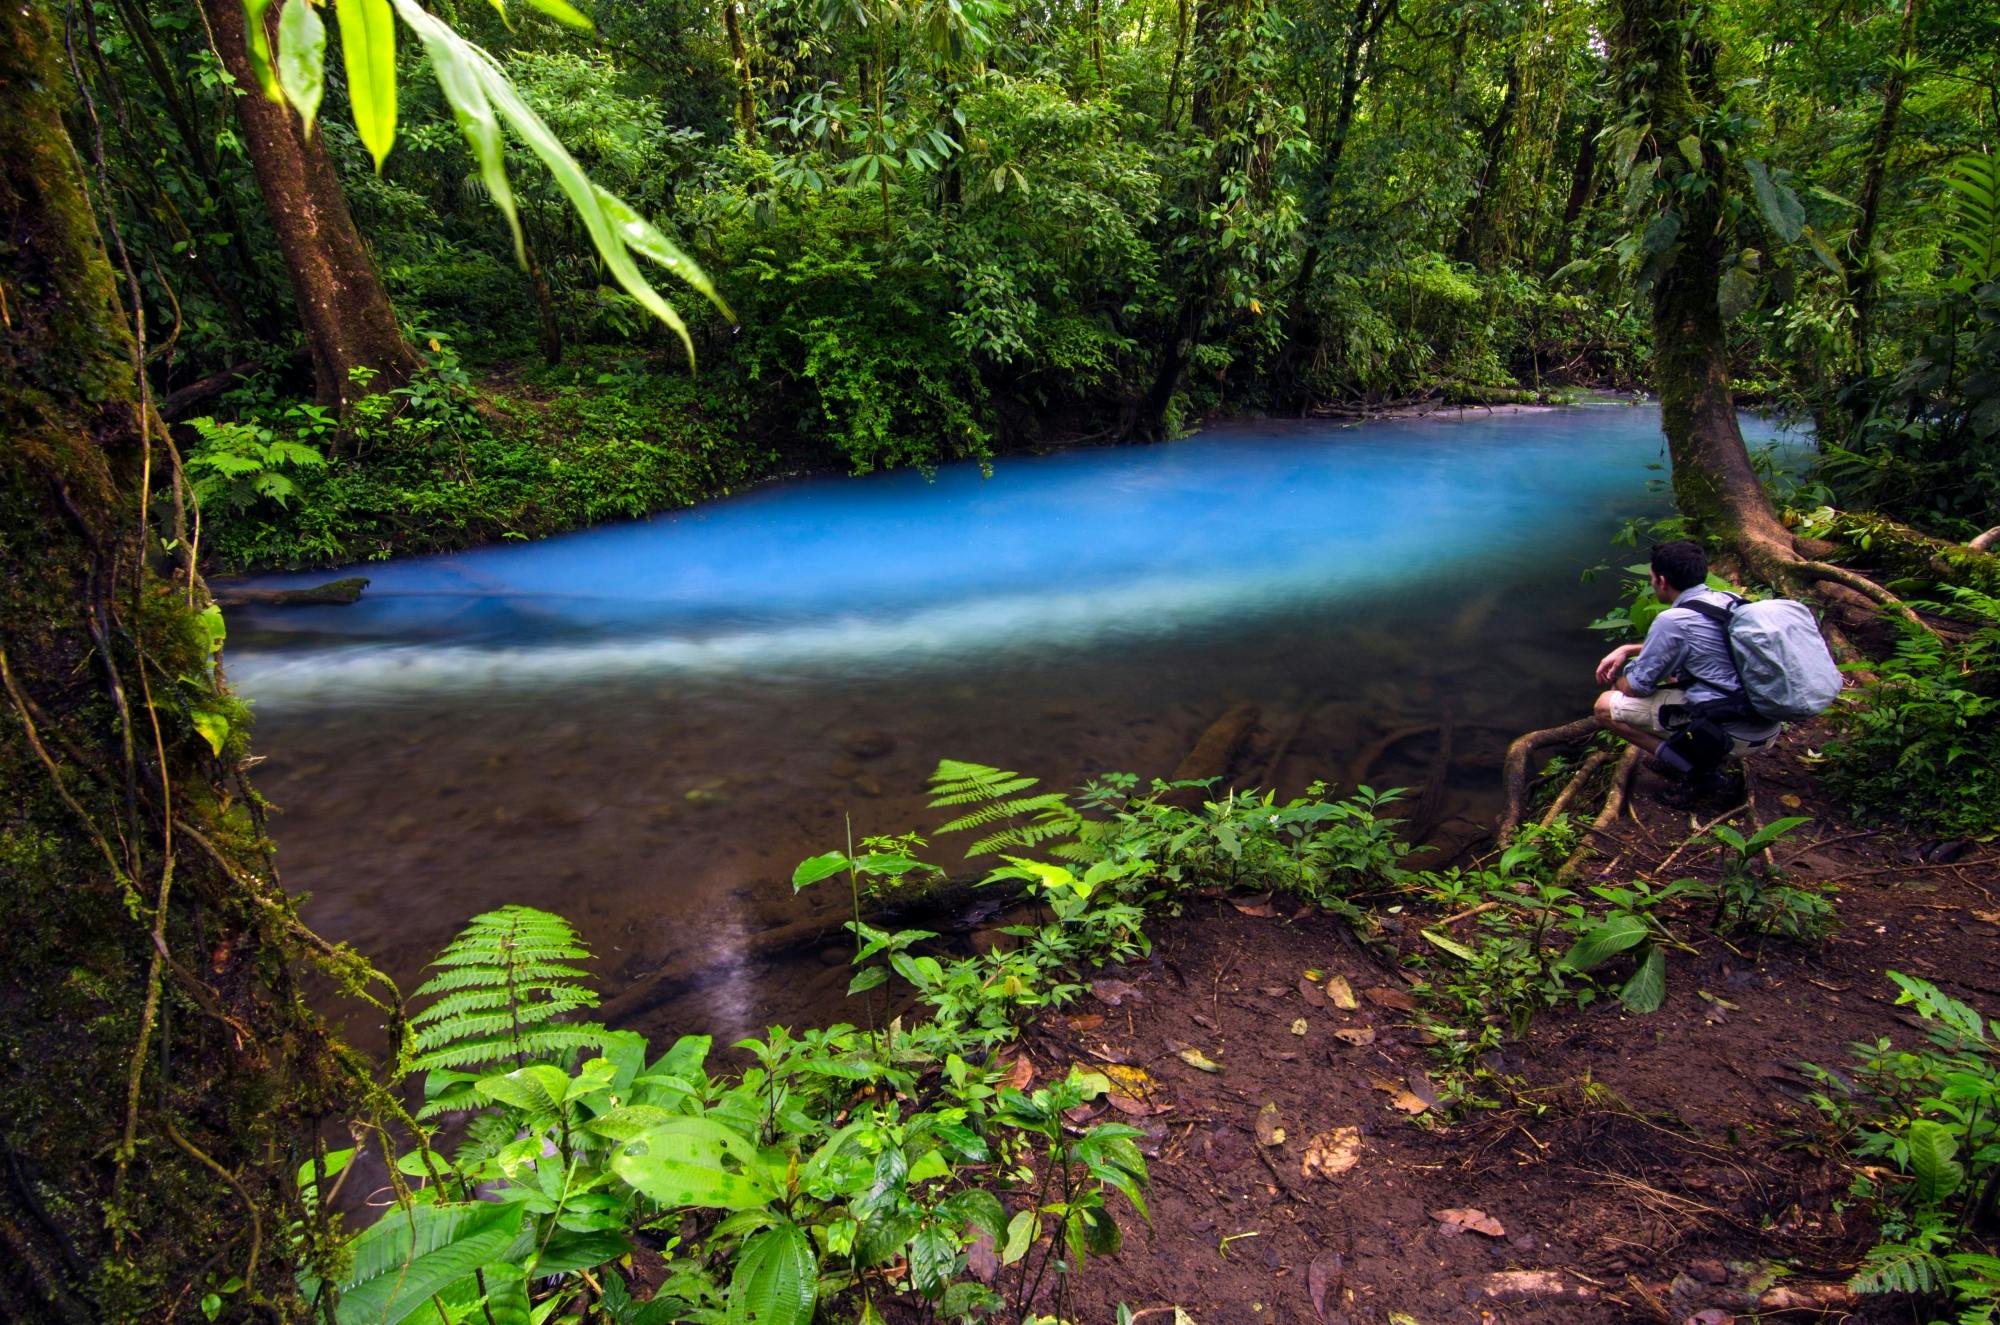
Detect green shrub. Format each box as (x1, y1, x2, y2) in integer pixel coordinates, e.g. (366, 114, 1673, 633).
(1819, 587, 2000, 836)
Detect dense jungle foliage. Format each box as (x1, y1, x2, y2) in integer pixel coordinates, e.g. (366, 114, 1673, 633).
(75, 0, 2000, 567)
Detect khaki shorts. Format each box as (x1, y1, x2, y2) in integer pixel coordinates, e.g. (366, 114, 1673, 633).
(1605, 688, 1778, 759)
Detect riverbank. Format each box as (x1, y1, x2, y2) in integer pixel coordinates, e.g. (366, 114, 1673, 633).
(991, 723, 2000, 1324)
(189, 340, 1616, 574)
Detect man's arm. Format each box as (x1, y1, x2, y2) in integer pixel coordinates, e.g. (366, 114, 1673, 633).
(1595, 642, 1644, 686)
(1620, 613, 1688, 698)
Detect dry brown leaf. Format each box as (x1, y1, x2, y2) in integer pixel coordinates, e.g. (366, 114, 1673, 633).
(1231, 895, 1279, 917)
(1255, 1102, 1285, 1147)
(1090, 978, 1140, 1006)
(1363, 986, 1417, 1011)
(1298, 976, 1328, 1008)
(1432, 1207, 1505, 1238)
(1325, 974, 1358, 1009)
(1405, 1068, 1438, 1109)
(1386, 1089, 1428, 1114)
(1064, 1013, 1106, 1031)
(1308, 1252, 1343, 1319)
(1290, 1017, 1310, 1036)
(1333, 1026, 1375, 1046)
(1107, 1094, 1168, 1117)
(1002, 1053, 1035, 1091)
(1300, 1127, 1362, 1179)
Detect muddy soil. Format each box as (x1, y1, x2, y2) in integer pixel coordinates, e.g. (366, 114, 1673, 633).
(997, 724, 2000, 1325)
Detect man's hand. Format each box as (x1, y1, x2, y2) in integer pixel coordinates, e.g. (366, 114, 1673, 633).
(1595, 643, 1643, 686)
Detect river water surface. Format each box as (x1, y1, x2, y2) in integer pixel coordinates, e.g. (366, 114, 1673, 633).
(230, 404, 1792, 1046)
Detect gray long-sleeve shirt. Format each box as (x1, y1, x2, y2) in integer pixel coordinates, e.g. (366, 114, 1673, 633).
(1624, 585, 1784, 738)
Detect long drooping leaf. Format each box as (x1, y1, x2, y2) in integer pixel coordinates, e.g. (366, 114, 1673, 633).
(242, 0, 282, 100)
(337, 0, 399, 169)
(726, 1223, 818, 1325)
(275, 0, 324, 129)
(1907, 1118, 1965, 1204)
(386, 0, 727, 361)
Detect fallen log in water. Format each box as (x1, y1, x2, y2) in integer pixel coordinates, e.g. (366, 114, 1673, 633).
(212, 576, 370, 607)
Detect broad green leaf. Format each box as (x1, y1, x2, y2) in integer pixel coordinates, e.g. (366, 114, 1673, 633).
(1641, 210, 1682, 256)
(1908, 1119, 1964, 1203)
(335, 1201, 524, 1325)
(1001, 1209, 1036, 1264)
(522, 0, 593, 27)
(190, 707, 230, 756)
(791, 852, 849, 890)
(475, 1063, 570, 1116)
(241, 0, 282, 100)
(726, 1223, 817, 1325)
(1559, 915, 1650, 972)
(847, 966, 889, 996)
(481, 1266, 532, 1325)
(276, 0, 326, 132)
(1619, 944, 1666, 1014)
(338, 0, 399, 170)
(1745, 159, 1804, 244)
(611, 1119, 775, 1210)
(1676, 134, 1703, 170)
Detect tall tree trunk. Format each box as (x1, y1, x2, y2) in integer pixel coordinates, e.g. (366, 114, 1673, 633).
(3, 4, 358, 1319)
(201, 0, 418, 410)
(1614, 0, 1795, 564)
(1847, 0, 1923, 378)
(1547, 109, 1602, 274)
(1452, 64, 1521, 266)
(723, 0, 758, 144)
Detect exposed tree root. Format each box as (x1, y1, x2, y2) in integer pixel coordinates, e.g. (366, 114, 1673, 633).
(1539, 751, 1612, 830)
(1497, 717, 1601, 845)
(1974, 527, 2000, 555)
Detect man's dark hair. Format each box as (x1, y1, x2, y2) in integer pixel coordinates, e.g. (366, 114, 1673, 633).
(1650, 539, 1708, 592)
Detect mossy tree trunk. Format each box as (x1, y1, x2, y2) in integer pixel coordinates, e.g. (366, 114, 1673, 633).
(1612, 0, 1797, 572)
(200, 0, 419, 411)
(2, 5, 358, 1318)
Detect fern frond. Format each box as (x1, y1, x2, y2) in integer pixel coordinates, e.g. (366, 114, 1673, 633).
(927, 760, 1042, 808)
(405, 906, 608, 1079)
(935, 793, 1072, 836)
(1943, 152, 2000, 289)
(1851, 1241, 1949, 1295)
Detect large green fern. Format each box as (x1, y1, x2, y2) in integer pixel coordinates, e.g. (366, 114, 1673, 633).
(928, 759, 1084, 858)
(1851, 1239, 1949, 1296)
(1943, 152, 2000, 292)
(407, 906, 611, 1088)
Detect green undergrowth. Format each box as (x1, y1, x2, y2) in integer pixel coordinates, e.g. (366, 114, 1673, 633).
(1805, 972, 2000, 1324)
(1817, 585, 2000, 838)
(310, 761, 1415, 1325)
(187, 342, 777, 571)
(312, 755, 1858, 1322)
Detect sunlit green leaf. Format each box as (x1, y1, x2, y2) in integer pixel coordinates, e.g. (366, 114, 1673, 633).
(338, 0, 399, 169)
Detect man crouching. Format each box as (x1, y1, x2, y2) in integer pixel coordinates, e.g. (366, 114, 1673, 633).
(1592, 540, 1781, 807)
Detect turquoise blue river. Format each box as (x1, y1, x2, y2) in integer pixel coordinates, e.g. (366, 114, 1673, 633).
(229, 403, 1795, 1043)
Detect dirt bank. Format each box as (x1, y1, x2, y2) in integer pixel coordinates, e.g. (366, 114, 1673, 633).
(1002, 726, 1999, 1324)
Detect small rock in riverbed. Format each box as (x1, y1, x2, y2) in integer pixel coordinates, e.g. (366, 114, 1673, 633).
(841, 731, 896, 760)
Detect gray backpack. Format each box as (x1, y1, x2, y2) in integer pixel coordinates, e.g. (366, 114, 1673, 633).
(1680, 595, 1844, 722)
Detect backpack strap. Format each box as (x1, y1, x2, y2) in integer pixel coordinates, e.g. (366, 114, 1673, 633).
(1669, 594, 1765, 721)
(1673, 595, 1740, 627)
